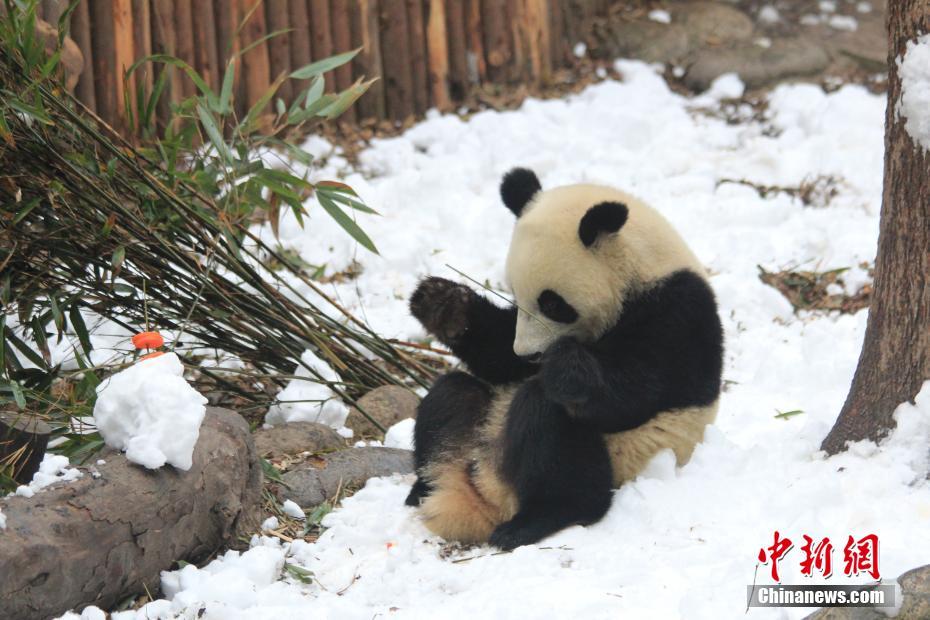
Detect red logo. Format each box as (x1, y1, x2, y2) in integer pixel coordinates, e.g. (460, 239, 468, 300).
(757, 532, 880, 582)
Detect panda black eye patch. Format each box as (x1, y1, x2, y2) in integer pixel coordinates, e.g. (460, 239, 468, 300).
(537, 290, 579, 324)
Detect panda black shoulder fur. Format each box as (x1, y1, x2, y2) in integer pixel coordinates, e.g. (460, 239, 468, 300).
(405, 168, 724, 550)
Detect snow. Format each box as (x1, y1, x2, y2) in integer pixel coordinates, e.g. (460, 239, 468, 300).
(648, 9, 671, 24)
(856, 2, 872, 13)
(93, 352, 207, 471)
(758, 5, 780, 23)
(573, 42, 586, 58)
(60, 60, 924, 618)
(897, 33, 930, 152)
(705, 72, 746, 100)
(828, 15, 858, 31)
(0, 509, 5, 530)
(384, 417, 415, 450)
(281, 499, 305, 520)
(264, 349, 350, 429)
(261, 516, 280, 531)
(13, 453, 83, 498)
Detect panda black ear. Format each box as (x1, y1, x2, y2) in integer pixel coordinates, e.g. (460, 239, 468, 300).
(579, 201, 629, 247)
(500, 168, 541, 217)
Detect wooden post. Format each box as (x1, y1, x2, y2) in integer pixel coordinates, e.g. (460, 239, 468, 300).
(215, 0, 241, 64)
(546, 0, 567, 69)
(71, 0, 96, 110)
(266, 0, 293, 102)
(507, 0, 526, 83)
(309, 0, 333, 60)
(288, 0, 313, 93)
(132, 0, 153, 96)
(465, 0, 486, 84)
(405, 0, 428, 114)
(330, 0, 356, 122)
(445, 0, 467, 100)
(174, 0, 196, 97)
(113, 0, 135, 128)
(380, 0, 414, 120)
(193, 0, 220, 91)
(481, 0, 511, 83)
(90, 1, 118, 126)
(0, 412, 50, 486)
(151, 0, 181, 123)
(239, 0, 272, 115)
(524, 0, 551, 84)
(424, 0, 450, 111)
(351, 0, 386, 121)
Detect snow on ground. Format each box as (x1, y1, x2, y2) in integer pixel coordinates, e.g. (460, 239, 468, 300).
(70, 61, 930, 619)
(897, 33, 930, 152)
(93, 352, 207, 470)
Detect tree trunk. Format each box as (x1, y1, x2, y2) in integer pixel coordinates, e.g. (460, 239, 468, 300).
(821, 1, 930, 454)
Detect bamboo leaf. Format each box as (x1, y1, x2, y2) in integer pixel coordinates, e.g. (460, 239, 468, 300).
(317, 193, 378, 254)
(197, 103, 234, 165)
(68, 304, 93, 356)
(289, 49, 360, 80)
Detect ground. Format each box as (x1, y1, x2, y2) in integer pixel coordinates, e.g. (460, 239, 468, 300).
(51, 55, 930, 620)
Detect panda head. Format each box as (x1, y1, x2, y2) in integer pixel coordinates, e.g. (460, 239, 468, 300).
(500, 168, 702, 358)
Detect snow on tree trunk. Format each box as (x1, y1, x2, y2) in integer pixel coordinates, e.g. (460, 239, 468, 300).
(821, 1, 930, 455)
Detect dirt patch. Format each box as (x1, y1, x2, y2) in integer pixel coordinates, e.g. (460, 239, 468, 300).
(759, 265, 872, 314)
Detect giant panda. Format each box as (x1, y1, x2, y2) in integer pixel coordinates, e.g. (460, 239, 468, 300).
(405, 168, 723, 551)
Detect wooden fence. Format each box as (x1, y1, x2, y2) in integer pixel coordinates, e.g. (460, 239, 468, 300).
(31, 0, 612, 129)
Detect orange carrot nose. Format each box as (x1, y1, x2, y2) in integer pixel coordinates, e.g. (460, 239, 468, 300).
(132, 331, 164, 350)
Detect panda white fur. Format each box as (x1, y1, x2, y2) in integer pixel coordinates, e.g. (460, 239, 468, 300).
(406, 168, 723, 550)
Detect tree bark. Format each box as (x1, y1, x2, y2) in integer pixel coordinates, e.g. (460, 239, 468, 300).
(0, 408, 262, 620)
(821, 1, 930, 454)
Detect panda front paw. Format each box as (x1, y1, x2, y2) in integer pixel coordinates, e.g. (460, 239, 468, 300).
(540, 337, 604, 405)
(409, 277, 475, 344)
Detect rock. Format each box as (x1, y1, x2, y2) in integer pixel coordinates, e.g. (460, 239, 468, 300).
(35, 19, 83, 92)
(345, 385, 420, 438)
(804, 564, 930, 619)
(253, 421, 345, 458)
(590, 19, 691, 63)
(685, 37, 830, 92)
(0, 408, 262, 620)
(589, 2, 754, 65)
(280, 447, 413, 507)
(678, 2, 755, 46)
